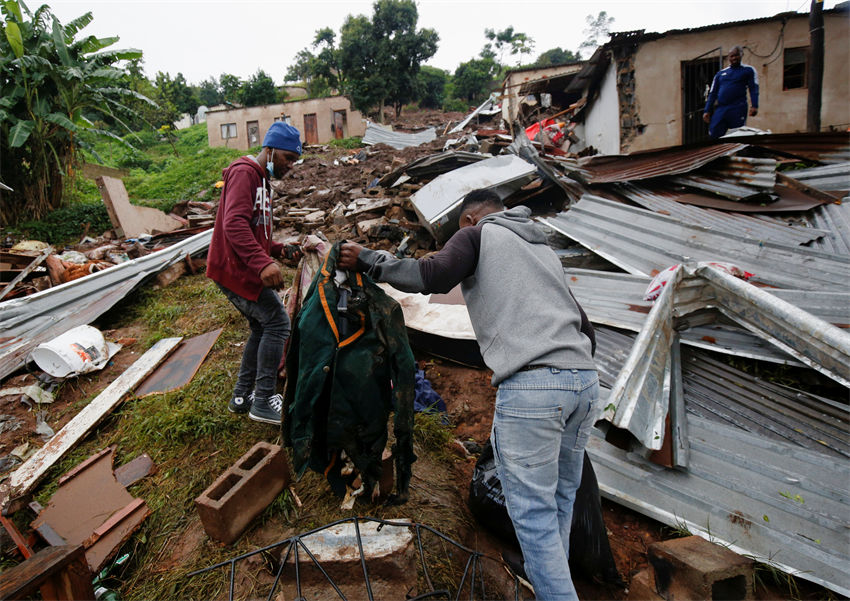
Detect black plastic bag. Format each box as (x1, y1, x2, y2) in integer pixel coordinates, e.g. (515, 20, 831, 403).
(468, 441, 623, 585)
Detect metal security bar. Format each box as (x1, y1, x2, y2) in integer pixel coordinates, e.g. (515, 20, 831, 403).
(188, 516, 522, 601)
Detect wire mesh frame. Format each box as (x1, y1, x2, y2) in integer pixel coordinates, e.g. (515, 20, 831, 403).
(187, 516, 522, 601)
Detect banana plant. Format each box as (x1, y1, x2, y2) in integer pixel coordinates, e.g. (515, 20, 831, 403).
(0, 0, 152, 225)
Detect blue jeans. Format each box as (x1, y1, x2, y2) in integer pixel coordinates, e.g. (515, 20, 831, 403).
(491, 367, 599, 601)
(218, 284, 290, 399)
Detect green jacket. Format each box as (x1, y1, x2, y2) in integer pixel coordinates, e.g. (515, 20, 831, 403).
(283, 243, 417, 501)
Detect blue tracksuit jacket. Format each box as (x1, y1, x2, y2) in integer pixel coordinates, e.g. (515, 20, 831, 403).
(704, 63, 759, 137)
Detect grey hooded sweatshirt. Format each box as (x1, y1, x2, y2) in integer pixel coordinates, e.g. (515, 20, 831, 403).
(356, 205, 596, 384)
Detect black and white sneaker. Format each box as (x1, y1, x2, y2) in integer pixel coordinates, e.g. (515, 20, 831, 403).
(228, 391, 254, 414)
(249, 393, 282, 424)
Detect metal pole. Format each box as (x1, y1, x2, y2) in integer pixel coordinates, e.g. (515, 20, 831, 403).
(806, 0, 824, 132)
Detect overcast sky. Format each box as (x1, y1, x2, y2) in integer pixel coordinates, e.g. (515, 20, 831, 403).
(47, 0, 836, 85)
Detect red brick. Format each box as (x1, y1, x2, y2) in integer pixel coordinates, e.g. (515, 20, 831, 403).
(195, 442, 291, 544)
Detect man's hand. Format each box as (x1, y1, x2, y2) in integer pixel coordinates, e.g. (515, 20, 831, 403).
(702, 112, 711, 124)
(749, 107, 758, 117)
(338, 242, 364, 271)
(260, 262, 285, 289)
(282, 243, 303, 267)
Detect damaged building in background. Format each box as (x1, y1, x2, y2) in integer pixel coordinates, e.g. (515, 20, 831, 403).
(502, 3, 849, 155)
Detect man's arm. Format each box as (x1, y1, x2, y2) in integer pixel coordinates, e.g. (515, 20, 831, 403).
(747, 65, 759, 116)
(703, 72, 720, 122)
(339, 226, 481, 294)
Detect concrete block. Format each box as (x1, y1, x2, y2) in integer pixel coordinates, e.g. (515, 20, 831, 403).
(627, 568, 664, 601)
(649, 536, 754, 601)
(195, 442, 291, 544)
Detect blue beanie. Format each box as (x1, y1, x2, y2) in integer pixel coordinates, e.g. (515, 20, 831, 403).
(263, 122, 302, 155)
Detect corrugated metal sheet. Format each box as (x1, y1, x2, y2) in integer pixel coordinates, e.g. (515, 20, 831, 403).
(409, 154, 536, 244)
(587, 416, 850, 597)
(784, 163, 850, 192)
(615, 184, 825, 245)
(0, 229, 212, 380)
(728, 132, 850, 164)
(539, 195, 850, 290)
(696, 155, 777, 190)
(362, 121, 436, 150)
(577, 143, 746, 184)
(806, 201, 850, 256)
(667, 174, 776, 201)
(681, 350, 850, 459)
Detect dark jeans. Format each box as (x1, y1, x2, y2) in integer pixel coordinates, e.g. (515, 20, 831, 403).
(218, 284, 290, 399)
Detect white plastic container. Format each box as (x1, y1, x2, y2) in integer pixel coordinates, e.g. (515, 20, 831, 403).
(31, 325, 112, 378)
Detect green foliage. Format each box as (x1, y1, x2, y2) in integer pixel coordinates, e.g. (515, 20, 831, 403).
(484, 26, 535, 69)
(339, 0, 439, 119)
(13, 200, 111, 244)
(218, 73, 242, 105)
(580, 11, 615, 52)
(238, 69, 280, 107)
(416, 65, 448, 109)
(535, 47, 582, 66)
(451, 56, 498, 102)
(197, 76, 223, 106)
(0, 0, 149, 225)
(328, 136, 364, 149)
(441, 97, 469, 113)
(154, 71, 198, 116)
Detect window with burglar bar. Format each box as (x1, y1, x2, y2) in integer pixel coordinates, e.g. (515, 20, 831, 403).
(783, 47, 808, 90)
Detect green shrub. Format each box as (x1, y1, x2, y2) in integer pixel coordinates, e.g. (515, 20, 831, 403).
(442, 98, 469, 113)
(13, 201, 112, 244)
(328, 136, 364, 149)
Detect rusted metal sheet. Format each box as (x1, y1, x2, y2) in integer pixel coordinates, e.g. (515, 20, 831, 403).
(134, 328, 223, 397)
(577, 143, 745, 184)
(667, 173, 775, 201)
(695, 155, 777, 190)
(730, 132, 850, 164)
(785, 162, 850, 192)
(807, 200, 850, 256)
(674, 185, 828, 212)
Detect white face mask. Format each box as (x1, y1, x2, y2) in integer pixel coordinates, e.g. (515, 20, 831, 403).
(266, 148, 275, 178)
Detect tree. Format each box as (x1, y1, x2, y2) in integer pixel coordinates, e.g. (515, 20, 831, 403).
(484, 27, 535, 69)
(218, 73, 242, 105)
(198, 76, 223, 106)
(535, 47, 581, 66)
(340, 0, 438, 120)
(416, 66, 448, 109)
(580, 11, 614, 53)
(285, 28, 343, 98)
(118, 58, 178, 131)
(154, 71, 198, 116)
(452, 56, 498, 102)
(0, 0, 150, 224)
(239, 69, 280, 107)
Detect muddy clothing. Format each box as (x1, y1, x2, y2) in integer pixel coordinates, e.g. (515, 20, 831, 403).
(355, 206, 596, 384)
(704, 63, 759, 138)
(206, 156, 284, 301)
(283, 243, 416, 501)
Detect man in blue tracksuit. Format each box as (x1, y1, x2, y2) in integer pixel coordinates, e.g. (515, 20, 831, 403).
(703, 46, 759, 138)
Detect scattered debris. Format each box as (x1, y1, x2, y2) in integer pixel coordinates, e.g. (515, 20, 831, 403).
(30, 325, 121, 379)
(0, 337, 182, 514)
(30, 446, 151, 572)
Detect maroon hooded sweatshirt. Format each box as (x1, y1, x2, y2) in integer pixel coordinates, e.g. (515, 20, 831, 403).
(206, 156, 283, 300)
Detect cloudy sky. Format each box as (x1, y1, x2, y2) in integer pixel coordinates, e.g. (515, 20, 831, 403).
(47, 0, 836, 84)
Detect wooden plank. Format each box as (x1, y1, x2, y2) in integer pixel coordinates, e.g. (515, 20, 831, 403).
(0, 544, 94, 601)
(0, 338, 181, 512)
(81, 162, 129, 179)
(0, 246, 53, 301)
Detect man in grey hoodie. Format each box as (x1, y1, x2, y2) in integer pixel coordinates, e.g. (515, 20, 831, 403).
(339, 189, 598, 600)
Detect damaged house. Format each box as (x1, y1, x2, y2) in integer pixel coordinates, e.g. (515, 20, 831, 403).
(516, 4, 849, 155)
(205, 95, 366, 149)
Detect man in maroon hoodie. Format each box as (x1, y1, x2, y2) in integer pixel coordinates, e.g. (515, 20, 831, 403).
(206, 121, 302, 424)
